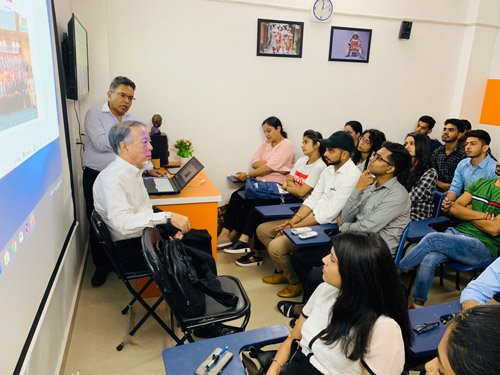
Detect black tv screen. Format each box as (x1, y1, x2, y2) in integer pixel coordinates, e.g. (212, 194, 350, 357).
(64, 14, 89, 100)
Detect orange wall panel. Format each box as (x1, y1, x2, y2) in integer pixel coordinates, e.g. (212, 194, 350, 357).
(480, 79, 500, 126)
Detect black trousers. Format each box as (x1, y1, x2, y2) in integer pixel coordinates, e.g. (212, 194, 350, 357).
(83, 166, 112, 272)
(283, 349, 323, 375)
(114, 224, 212, 273)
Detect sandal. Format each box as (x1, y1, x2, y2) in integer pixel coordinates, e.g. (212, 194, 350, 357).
(277, 301, 301, 318)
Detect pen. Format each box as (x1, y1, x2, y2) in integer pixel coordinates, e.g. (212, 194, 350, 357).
(205, 346, 228, 370)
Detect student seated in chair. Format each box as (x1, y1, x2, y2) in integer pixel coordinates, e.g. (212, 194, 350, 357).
(93, 120, 196, 274)
(398, 160, 500, 308)
(425, 305, 500, 375)
(267, 232, 412, 375)
(256, 131, 360, 298)
(460, 257, 500, 311)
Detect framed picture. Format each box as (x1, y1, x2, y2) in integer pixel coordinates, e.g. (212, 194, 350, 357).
(257, 18, 304, 58)
(328, 26, 372, 63)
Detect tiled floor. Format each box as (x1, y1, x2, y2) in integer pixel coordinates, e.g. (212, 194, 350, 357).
(61, 249, 462, 374)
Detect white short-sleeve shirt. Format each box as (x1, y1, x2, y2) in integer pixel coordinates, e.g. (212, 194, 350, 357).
(289, 156, 326, 188)
(300, 282, 405, 375)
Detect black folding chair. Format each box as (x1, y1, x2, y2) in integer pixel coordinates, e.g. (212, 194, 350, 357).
(90, 210, 172, 351)
(141, 227, 251, 345)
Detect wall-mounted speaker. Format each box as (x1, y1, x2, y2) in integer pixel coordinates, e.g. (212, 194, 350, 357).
(399, 21, 412, 40)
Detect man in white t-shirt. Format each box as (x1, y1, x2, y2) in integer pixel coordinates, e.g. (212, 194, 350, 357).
(256, 131, 361, 298)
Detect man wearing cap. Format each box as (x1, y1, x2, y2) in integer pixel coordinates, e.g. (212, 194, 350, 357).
(256, 131, 361, 298)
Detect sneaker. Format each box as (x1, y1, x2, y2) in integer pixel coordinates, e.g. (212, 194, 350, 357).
(217, 237, 232, 249)
(262, 273, 287, 284)
(224, 240, 251, 254)
(277, 283, 303, 298)
(289, 318, 297, 328)
(235, 253, 264, 267)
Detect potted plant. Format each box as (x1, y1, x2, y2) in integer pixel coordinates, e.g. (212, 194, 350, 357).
(174, 139, 194, 164)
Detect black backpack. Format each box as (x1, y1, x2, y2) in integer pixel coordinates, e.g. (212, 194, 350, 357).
(158, 239, 238, 318)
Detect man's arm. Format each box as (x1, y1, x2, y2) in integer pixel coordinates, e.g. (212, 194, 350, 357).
(449, 192, 500, 236)
(436, 180, 451, 192)
(460, 258, 500, 309)
(447, 162, 465, 198)
(340, 186, 409, 234)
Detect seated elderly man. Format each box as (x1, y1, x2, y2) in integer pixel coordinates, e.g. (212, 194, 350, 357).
(399, 160, 500, 308)
(93, 120, 193, 276)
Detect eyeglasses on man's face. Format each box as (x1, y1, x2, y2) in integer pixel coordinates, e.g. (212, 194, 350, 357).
(115, 91, 135, 101)
(370, 152, 393, 165)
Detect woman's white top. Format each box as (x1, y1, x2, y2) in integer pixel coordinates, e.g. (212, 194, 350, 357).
(289, 156, 326, 188)
(300, 282, 405, 375)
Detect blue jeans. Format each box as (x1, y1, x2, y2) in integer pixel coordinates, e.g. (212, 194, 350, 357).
(398, 228, 493, 302)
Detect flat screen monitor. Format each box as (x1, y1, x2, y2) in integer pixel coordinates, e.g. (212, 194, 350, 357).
(64, 14, 89, 100)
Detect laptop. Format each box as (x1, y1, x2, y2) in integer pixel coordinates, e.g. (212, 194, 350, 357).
(143, 156, 204, 195)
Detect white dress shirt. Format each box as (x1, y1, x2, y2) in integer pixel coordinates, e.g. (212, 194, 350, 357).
(93, 156, 170, 241)
(302, 159, 361, 224)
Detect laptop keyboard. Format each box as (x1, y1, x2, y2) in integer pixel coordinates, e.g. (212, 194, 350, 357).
(154, 178, 174, 192)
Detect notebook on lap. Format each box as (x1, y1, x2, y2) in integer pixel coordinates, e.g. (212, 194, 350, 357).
(143, 156, 204, 195)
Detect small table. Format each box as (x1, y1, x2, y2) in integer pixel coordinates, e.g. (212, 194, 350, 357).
(408, 301, 460, 360)
(162, 324, 290, 374)
(255, 203, 301, 219)
(283, 224, 338, 248)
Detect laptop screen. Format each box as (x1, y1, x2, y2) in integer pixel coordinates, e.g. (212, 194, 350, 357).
(174, 157, 204, 189)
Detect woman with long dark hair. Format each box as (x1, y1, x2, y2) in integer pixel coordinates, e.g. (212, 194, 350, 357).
(351, 129, 386, 172)
(343, 120, 363, 148)
(217, 116, 296, 249)
(227, 129, 327, 266)
(404, 131, 438, 220)
(267, 231, 413, 375)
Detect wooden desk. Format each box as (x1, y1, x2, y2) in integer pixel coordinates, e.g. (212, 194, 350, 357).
(138, 171, 221, 297)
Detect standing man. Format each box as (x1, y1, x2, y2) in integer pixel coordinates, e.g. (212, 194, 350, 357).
(431, 118, 466, 193)
(83, 76, 159, 286)
(415, 115, 441, 152)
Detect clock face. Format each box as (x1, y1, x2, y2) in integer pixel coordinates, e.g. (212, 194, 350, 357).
(313, 0, 333, 22)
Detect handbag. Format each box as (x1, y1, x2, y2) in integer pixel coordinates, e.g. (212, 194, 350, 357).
(244, 178, 289, 202)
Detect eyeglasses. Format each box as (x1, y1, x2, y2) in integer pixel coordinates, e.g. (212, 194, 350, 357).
(115, 91, 135, 101)
(370, 152, 394, 165)
(412, 321, 440, 334)
(358, 136, 371, 145)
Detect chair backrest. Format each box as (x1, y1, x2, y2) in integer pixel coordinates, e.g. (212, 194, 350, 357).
(433, 191, 445, 217)
(141, 227, 173, 295)
(90, 210, 128, 278)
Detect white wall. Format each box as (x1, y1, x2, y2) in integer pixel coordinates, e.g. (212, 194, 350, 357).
(22, 0, 498, 372)
(70, 0, 499, 202)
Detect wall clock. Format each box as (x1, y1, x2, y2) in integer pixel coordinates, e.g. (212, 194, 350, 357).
(311, 0, 334, 23)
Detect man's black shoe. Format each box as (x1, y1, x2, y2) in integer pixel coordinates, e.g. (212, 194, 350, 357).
(91, 268, 109, 287)
(192, 324, 239, 338)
